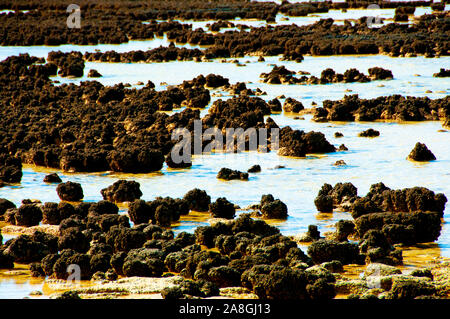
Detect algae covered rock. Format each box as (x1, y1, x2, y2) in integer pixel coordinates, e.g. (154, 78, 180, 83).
(407, 142, 436, 161)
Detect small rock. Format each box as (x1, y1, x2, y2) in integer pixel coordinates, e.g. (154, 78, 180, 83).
(29, 291, 43, 296)
(247, 165, 261, 173)
(333, 160, 346, 166)
(87, 69, 102, 78)
(358, 129, 380, 137)
(407, 142, 436, 161)
(43, 173, 62, 184)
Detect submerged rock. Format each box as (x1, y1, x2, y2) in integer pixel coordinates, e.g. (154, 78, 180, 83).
(43, 173, 62, 183)
(247, 165, 261, 173)
(358, 128, 380, 137)
(217, 168, 248, 181)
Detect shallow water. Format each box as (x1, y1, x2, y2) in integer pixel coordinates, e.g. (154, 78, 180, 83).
(0, 11, 450, 299)
(61, 55, 449, 104)
(170, 6, 440, 30)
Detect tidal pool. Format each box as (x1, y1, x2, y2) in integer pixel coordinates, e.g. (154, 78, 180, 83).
(0, 18, 449, 298)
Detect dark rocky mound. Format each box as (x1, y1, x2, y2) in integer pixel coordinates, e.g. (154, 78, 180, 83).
(209, 197, 236, 219)
(43, 173, 62, 183)
(0, 155, 22, 184)
(267, 98, 282, 112)
(394, 14, 409, 22)
(261, 66, 392, 85)
(314, 194, 334, 213)
(56, 182, 84, 202)
(0, 198, 16, 217)
(433, 68, 450, 77)
(350, 182, 447, 218)
(314, 182, 447, 246)
(87, 69, 102, 78)
(42, 202, 82, 225)
(165, 151, 192, 169)
(14, 204, 43, 227)
(313, 94, 449, 125)
(316, 182, 358, 209)
(0, 54, 211, 173)
(259, 194, 288, 219)
(4, 231, 57, 263)
(260, 65, 296, 84)
(355, 211, 442, 245)
(208, 20, 235, 32)
(85, 46, 204, 63)
(351, 186, 446, 245)
(47, 51, 84, 78)
(307, 240, 363, 265)
(183, 188, 211, 212)
(407, 142, 436, 161)
(278, 126, 336, 157)
(203, 96, 271, 131)
(128, 196, 188, 227)
(358, 128, 380, 137)
(217, 168, 248, 181)
(247, 165, 261, 173)
(205, 74, 229, 88)
(101, 180, 143, 203)
(283, 98, 304, 113)
(358, 229, 403, 265)
(368, 67, 393, 80)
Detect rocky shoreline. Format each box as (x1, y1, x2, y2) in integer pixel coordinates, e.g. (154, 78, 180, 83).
(0, 178, 448, 300)
(0, 0, 449, 302)
(0, 1, 448, 58)
(0, 52, 448, 182)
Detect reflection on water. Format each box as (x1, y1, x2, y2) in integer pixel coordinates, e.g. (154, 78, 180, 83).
(5, 54, 444, 105)
(0, 265, 45, 299)
(0, 12, 449, 298)
(1, 117, 449, 251)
